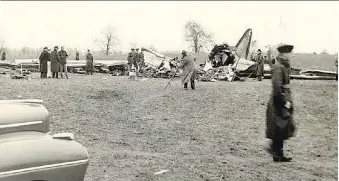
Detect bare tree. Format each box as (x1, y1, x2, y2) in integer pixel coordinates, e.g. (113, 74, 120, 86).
(0, 38, 6, 53)
(148, 45, 158, 52)
(184, 21, 213, 53)
(249, 40, 258, 60)
(321, 49, 329, 55)
(266, 44, 278, 59)
(20, 47, 30, 56)
(95, 25, 119, 56)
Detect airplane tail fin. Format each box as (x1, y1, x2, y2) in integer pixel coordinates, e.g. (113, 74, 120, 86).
(235, 28, 252, 59)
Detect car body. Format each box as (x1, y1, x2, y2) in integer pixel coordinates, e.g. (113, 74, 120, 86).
(0, 99, 89, 181)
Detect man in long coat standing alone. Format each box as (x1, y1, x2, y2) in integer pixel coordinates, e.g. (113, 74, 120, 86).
(179, 50, 197, 90)
(266, 44, 296, 162)
(86, 49, 94, 75)
(39, 47, 50, 78)
(50, 46, 61, 78)
(255, 49, 264, 81)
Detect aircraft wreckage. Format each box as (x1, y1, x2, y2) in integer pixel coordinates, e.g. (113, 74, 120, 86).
(0, 28, 337, 81)
(134, 29, 338, 81)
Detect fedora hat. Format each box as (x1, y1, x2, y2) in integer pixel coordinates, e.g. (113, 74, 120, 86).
(277, 44, 294, 53)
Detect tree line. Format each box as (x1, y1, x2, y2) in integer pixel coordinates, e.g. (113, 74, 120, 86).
(0, 20, 334, 61)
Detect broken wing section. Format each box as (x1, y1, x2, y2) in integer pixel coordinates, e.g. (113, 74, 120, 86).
(235, 28, 252, 60)
(141, 47, 172, 70)
(232, 28, 255, 72)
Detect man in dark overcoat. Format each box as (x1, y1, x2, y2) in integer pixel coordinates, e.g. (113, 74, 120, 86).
(50, 46, 61, 78)
(133, 48, 139, 71)
(86, 49, 94, 75)
(255, 49, 264, 81)
(58, 46, 69, 79)
(75, 51, 80, 60)
(138, 49, 145, 71)
(266, 44, 296, 162)
(335, 54, 338, 81)
(39, 47, 50, 78)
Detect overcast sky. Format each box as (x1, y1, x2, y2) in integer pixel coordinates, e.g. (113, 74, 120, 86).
(0, 1, 338, 53)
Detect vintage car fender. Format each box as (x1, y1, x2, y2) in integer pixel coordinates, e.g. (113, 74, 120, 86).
(0, 99, 89, 181)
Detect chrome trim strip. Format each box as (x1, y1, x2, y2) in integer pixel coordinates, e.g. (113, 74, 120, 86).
(0, 121, 43, 129)
(0, 159, 89, 176)
(0, 99, 44, 104)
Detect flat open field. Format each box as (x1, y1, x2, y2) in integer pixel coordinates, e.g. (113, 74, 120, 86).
(0, 74, 337, 181)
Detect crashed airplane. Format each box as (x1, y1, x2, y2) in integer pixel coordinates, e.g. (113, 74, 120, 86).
(198, 28, 337, 81)
(198, 28, 256, 81)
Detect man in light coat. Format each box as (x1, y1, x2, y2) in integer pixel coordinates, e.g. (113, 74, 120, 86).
(179, 50, 197, 90)
(58, 46, 69, 79)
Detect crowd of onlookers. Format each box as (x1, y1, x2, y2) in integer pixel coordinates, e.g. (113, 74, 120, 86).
(127, 48, 144, 72)
(38, 46, 94, 79)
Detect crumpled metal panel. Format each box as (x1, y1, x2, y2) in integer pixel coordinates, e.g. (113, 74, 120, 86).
(141, 47, 172, 70)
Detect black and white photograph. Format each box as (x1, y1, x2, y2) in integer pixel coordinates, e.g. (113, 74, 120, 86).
(0, 1, 338, 181)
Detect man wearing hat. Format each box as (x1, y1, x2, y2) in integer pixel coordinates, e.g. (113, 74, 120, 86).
(255, 49, 264, 81)
(266, 44, 295, 162)
(138, 48, 145, 71)
(178, 50, 197, 89)
(50, 46, 61, 78)
(38, 47, 50, 78)
(58, 46, 69, 79)
(127, 48, 135, 72)
(86, 49, 94, 75)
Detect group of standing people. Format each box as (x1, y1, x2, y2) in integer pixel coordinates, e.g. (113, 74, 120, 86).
(39, 47, 95, 78)
(39, 46, 68, 79)
(127, 48, 144, 73)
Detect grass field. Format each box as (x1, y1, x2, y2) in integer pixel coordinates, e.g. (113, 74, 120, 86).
(0, 73, 337, 181)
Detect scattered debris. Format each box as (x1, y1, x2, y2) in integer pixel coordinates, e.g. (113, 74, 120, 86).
(154, 170, 169, 175)
(197, 66, 237, 82)
(140, 66, 179, 79)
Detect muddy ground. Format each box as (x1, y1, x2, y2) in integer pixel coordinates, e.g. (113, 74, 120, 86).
(0, 74, 337, 181)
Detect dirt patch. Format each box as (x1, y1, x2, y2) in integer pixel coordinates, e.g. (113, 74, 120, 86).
(87, 89, 125, 101)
